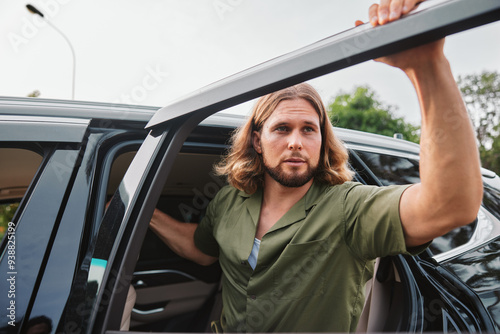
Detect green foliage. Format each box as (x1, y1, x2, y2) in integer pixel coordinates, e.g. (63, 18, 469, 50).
(480, 128, 500, 174)
(458, 71, 500, 175)
(0, 203, 19, 240)
(27, 90, 40, 97)
(327, 86, 420, 143)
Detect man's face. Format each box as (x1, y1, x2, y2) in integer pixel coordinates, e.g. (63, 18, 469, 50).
(253, 98, 322, 188)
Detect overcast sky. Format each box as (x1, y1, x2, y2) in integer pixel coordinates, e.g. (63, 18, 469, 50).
(1, 0, 499, 124)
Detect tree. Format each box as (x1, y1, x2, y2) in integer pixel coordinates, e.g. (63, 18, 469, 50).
(27, 90, 40, 97)
(458, 71, 500, 174)
(328, 86, 420, 143)
(0, 203, 18, 240)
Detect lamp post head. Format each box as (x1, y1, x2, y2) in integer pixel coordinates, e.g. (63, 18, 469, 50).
(26, 4, 44, 17)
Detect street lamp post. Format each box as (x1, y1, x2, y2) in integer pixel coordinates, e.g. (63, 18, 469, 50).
(26, 4, 76, 100)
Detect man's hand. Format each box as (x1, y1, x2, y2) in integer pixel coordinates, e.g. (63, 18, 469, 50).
(355, 0, 422, 27)
(355, 0, 441, 73)
(369, 0, 422, 26)
(375, 38, 445, 73)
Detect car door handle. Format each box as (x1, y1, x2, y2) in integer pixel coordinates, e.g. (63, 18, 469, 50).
(132, 307, 166, 315)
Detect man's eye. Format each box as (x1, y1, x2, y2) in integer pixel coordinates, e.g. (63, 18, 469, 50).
(304, 127, 314, 132)
(276, 126, 288, 132)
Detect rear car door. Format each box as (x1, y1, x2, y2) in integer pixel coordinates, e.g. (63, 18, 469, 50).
(0, 101, 156, 334)
(0, 114, 89, 330)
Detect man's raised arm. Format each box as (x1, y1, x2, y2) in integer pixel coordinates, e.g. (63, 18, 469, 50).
(367, 0, 483, 247)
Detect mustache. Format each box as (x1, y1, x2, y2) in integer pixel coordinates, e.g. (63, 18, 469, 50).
(283, 153, 307, 161)
(289, 152, 306, 158)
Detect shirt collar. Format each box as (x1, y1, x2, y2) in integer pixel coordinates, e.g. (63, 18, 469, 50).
(238, 181, 329, 230)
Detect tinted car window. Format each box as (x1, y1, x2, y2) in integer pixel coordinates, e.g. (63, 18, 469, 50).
(354, 149, 477, 256)
(26, 137, 146, 331)
(483, 183, 500, 221)
(441, 236, 500, 332)
(354, 150, 420, 186)
(0, 147, 43, 240)
(428, 220, 477, 255)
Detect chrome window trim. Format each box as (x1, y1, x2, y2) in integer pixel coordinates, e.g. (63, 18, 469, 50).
(133, 269, 196, 281)
(347, 143, 421, 162)
(0, 115, 90, 125)
(131, 307, 165, 316)
(434, 208, 500, 263)
(0, 115, 90, 142)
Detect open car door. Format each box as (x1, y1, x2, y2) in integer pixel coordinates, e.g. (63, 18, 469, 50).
(56, 0, 500, 332)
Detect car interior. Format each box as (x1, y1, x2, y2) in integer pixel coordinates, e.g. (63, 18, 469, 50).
(105, 136, 228, 332)
(100, 122, 500, 332)
(0, 147, 43, 203)
(102, 126, 417, 332)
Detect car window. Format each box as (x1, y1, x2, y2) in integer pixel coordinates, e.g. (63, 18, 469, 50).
(353, 150, 420, 186)
(25, 136, 148, 331)
(0, 143, 82, 329)
(483, 183, 500, 221)
(107, 150, 137, 198)
(0, 147, 43, 240)
(441, 236, 500, 332)
(353, 149, 479, 256)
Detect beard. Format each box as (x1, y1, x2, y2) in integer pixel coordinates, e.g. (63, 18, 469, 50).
(262, 154, 318, 188)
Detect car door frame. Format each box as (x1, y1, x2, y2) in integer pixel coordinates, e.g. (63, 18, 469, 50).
(81, 1, 500, 332)
(0, 115, 90, 330)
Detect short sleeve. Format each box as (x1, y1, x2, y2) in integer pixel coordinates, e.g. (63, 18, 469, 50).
(193, 187, 224, 257)
(342, 183, 414, 260)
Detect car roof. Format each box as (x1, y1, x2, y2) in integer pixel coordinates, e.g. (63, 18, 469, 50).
(0, 96, 157, 123)
(0, 95, 421, 156)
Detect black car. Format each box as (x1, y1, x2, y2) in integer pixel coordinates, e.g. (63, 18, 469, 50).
(1, 0, 500, 333)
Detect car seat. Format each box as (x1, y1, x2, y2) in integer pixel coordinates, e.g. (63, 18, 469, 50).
(356, 257, 404, 332)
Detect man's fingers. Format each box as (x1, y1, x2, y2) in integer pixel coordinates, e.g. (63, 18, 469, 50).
(369, 4, 379, 26)
(377, 0, 391, 25)
(388, 0, 404, 22)
(370, 0, 424, 26)
(402, 0, 422, 14)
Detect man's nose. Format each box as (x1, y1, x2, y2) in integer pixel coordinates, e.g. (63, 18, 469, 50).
(288, 131, 302, 150)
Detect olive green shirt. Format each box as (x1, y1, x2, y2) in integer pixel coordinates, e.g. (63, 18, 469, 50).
(194, 181, 414, 332)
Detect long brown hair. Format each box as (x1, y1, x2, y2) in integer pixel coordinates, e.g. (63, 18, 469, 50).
(216, 83, 354, 194)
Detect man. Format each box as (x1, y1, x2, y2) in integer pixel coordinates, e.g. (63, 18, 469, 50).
(150, 0, 483, 332)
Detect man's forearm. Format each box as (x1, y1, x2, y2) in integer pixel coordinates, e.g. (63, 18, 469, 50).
(149, 210, 217, 266)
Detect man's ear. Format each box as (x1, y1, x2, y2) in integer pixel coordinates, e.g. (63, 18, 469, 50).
(252, 130, 262, 154)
